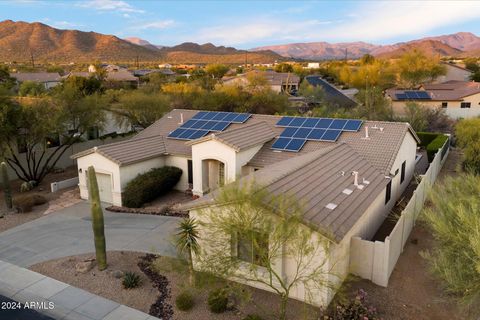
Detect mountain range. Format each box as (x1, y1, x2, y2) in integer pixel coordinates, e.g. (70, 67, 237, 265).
(252, 32, 480, 60)
(0, 19, 479, 63)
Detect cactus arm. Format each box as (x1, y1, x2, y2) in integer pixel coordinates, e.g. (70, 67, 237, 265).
(87, 166, 107, 270)
(1, 162, 13, 209)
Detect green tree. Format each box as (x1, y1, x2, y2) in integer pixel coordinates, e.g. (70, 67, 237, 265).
(243, 89, 289, 114)
(464, 58, 479, 72)
(175, 217, 200, 286)
(205, 64, 230, 79)
(355, 87, 393, 121)
(400, 102, 428, 132)
(455, 118, 480, 173)
(422, 173, 480, 317)
(0, 66, 15, 89)
(111, 91, 171, 129)
(274, 63, 294, 73)
(0, 96, 105, 183)
(360, 54, 375, 65)
(397, 50, 446, 88)
(470, 71, 480, 82)
(195, 182, 336, 320)
(297, 82, 325, 105)
(18, 81, 46, 97)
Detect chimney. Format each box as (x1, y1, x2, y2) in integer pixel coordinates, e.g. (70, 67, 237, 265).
(179, 113, 184, 124)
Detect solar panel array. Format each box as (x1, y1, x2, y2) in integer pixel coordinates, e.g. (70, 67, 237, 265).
(272, 117, 363, 152)
(168, 111, 251, 140)
(395, 91, 431, 100)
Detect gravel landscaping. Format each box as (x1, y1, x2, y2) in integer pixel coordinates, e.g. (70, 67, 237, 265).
(30, 251, 319, 320)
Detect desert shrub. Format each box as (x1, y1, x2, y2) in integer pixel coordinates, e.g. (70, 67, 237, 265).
(175, 291, 195, 311)
(207, 288, 229, 313)
(326, 289, 379, 320)
(456, 118, 480, 174)
(122, 271, 142, 289)
(12, 194, 48, 213)
(242, 315, 264, 320)
(122, 166, 182, 208)
(426, 134, 448, 162)
(20, 180, 36, 192)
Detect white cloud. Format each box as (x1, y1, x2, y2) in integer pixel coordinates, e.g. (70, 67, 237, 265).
(194, 18, 334, 46)
(324, 1, 480, 41)
(77, 0, 144, 13)
(133, 20, 175, 30)
(41, 18, 82, 29)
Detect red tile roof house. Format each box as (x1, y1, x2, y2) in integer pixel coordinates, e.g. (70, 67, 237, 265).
(72, 109, 419, 308)
(386, 80, 480, 119)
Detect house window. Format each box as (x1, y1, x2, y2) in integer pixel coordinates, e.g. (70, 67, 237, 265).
(235, 230, 269, 267)
(218, 162, 225, 186)
(441, 102, 448, 108)
(187, 160, 193, 184)
(461, 102, 471, 108)
(401, 161, 406, 184)
(385, 180, 392, 204)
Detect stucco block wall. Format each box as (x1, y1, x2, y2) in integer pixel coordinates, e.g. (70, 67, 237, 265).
(165, 155, 191, 191)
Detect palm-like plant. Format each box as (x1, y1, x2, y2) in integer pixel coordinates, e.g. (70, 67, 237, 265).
(176, 217, 200, 286)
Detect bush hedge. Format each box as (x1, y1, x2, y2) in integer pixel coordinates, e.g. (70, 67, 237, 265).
(175, 291, 195, 311)
(122, 166, 182, 208)
(207, 288, 229, 313)
(417, 132, 441, 147)
(426, 135, 449, 162)
(13, 194, 48, 213)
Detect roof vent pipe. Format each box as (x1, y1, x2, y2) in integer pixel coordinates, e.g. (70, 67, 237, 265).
(362, 126, 370, 140)
(179, 113, 184, 124)
(352, 171, 359, 187)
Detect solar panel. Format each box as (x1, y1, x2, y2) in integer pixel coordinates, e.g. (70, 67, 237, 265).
(307, 128, 326, 140)
(189, 129, 209, 139)
(222, 113, 238, 122)
(211, 121, 230, 131)
(191, 120, 208, 129)
(192, 111, 209, 120)
(329, 119, 347, 130)
(289, 117, 307, 127)
(280, 127, 298, 138)
(202, 112, 217, 120)
(343, 120, 363, 131)
(272, 137, 291, 150)
(316, 118, 333, 129)
(232, 113, 251, 123)
(321, 129, 341, 141)
(293, 128, 312, 139)
(201, 121, 217, 130)
(417, 91, 431, 99)
(301, 118, 319, 128)
(181, 119, 197, 128)
(276, 116, 294, 126)
(178, 129, 197, 139)
(168, 128, 187, 138)
(284, 139, 306, 152)
(212, 112, 228, 121)
(395, 93, 407, 100)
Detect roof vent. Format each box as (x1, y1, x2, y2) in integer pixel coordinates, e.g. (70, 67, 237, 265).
(361, 126, 370, 140)
(326, 203, 337, 210)
(93, 146, 98, 151)
(371, 124, 379, 130)
(379, 127, 384, 132)
(179, 113, 184, 124)
(362, 178, 370, 185)
(342, 188, 353, 195)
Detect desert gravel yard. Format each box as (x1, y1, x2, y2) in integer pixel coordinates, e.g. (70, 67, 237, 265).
(30, 252, 319, 320)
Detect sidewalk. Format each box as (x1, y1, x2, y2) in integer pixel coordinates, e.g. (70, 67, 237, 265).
(0, 259, 158, 320)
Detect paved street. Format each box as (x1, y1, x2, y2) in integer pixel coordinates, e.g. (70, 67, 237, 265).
(0, 201, 181, 267)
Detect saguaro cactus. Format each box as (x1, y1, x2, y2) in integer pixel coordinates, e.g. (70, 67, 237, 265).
(1, 162, 13, 210)
(87, 166, 107, 270)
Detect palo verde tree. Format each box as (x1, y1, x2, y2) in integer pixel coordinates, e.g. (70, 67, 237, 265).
(396, 50, 446, 88)
(455, 118, 480, 173)
(422, 173, 480, 318)
(0, 93, 105, 183)
(195, 182, 337, 320)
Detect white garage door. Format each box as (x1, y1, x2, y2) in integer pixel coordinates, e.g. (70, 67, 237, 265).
(95, 173, 113, 204)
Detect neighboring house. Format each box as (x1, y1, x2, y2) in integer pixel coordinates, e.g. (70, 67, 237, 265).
(223, 70, 300, 93)
(104, 69, 139, 87)
(305, 75, 358, 108)
(72, 109, 419, 308)
(306, 62, 320, 69)
(133, 69, 176, 77)
(433, 62, 473, 84)
(10, 72, 61, 89)
(386, 80, 480, 119)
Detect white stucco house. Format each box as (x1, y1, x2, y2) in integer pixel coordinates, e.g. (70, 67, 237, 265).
(72, 109, 419, 307)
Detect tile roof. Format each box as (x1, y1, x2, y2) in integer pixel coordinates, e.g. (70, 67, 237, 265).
(186, 121, 276, 151)
(180, 143, 389, 242)
(78, 109, 418, 174)
(305, 75, 357, 108)
(387, 81, 480, 101)
(72, 135, 166, 166)
(11, 72, 61, 82)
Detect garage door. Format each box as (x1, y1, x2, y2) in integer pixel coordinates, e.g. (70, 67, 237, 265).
(95, 173, 113, 204)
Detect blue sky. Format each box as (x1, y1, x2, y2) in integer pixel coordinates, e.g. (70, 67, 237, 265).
(1, 0, 480, 49)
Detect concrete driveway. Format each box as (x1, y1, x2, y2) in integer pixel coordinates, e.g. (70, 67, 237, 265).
(0, 201, 181, 267)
